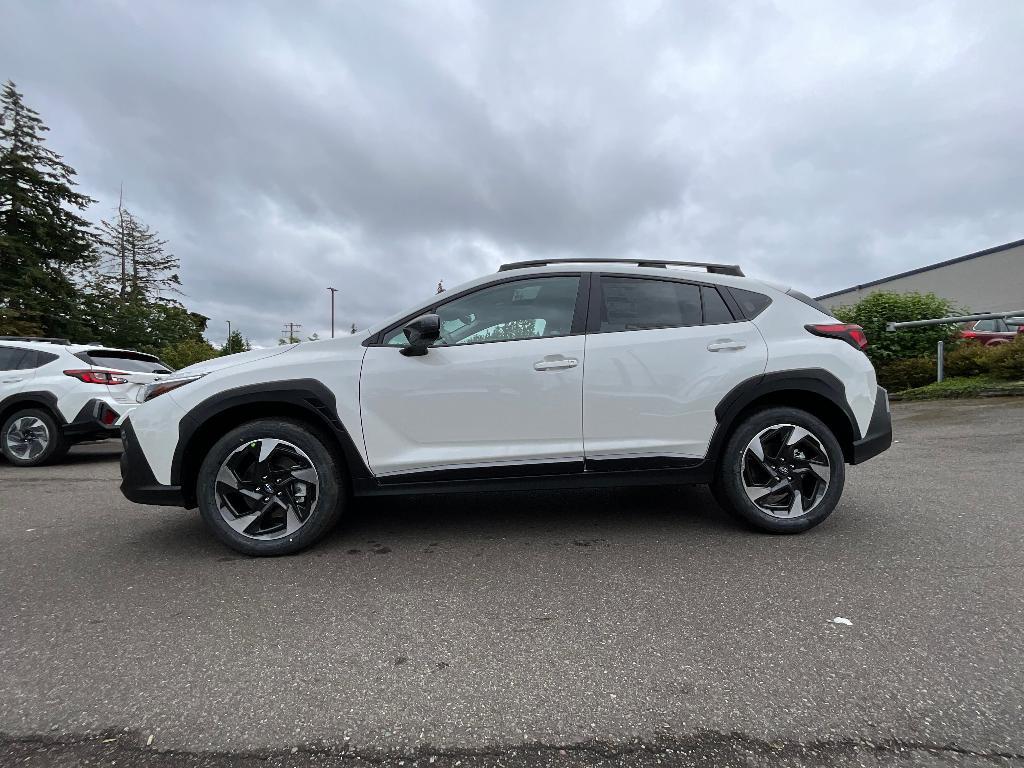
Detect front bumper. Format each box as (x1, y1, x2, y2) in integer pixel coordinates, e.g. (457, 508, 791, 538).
(850, 386, 893, 464)
(120, 419, 186, 507)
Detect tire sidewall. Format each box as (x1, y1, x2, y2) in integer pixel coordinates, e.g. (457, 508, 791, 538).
(715, 407, 846, 533)
(1, 408, 65, 467)
(196, 419, 344, 556)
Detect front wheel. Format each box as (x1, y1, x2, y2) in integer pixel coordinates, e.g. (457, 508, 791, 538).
(712, 407, 845, 533)
(196, 419, 345, 556)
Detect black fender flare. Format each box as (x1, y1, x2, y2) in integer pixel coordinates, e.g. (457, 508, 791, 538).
(706, 369, 861, 466)
(170, 378, 372, 491)
(0, 391, 64, 425)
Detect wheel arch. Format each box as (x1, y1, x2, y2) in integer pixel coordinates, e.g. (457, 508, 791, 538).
(171, 380, 370, 508)
(0, 391, 64, 429)
(709, 370, 860, 465)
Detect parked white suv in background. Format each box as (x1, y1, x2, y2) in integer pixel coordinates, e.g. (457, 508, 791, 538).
(120, 259, 892, 556)
(0, 338, 172, 466)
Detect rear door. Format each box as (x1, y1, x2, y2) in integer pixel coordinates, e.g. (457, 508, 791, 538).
(0, 346, 36, 403)
(582, 275, 768, 464)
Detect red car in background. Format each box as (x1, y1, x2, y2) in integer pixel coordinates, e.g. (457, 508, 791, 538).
(961, 317, 1024, 346)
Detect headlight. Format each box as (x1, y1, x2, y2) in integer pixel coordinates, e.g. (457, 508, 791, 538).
(143, 373, 206, 402)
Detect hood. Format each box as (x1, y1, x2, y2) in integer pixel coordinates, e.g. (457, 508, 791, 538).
(174, 345, 297, 377)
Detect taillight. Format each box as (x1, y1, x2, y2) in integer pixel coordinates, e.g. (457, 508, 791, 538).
(64, 369, 129, 385)
(805, 323, 868, 351)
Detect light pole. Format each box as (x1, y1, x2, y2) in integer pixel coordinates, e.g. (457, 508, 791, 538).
(327, 287, 338, 338)
(226, 320, 232, 353)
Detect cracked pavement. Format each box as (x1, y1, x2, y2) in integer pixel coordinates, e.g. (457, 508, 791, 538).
(1, 399, 1022, 766)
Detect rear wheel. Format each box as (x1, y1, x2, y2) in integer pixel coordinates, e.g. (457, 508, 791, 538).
(712, 407, 845, 533)
(196, 419, 345, 556)
(1, 408, 69, 467)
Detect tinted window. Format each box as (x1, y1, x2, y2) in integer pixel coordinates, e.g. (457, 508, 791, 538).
(701, 286, 734, 324)
(386, 276, 581, 346)
(599, 277, 702, 332)
(79, 351, 173, 373)
(973, 320, 997, 332)
(729, 288, 772, 319)
(34, 351, 59, 367)
(0, 347, 29, 371)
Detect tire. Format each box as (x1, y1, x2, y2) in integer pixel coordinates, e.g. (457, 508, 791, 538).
(196, 419, 345, 556)
(711, 407, 845, 534)
(1, 408, 69, 467)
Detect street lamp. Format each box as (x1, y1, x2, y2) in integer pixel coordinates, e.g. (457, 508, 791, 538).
(327, 287, 339, 338)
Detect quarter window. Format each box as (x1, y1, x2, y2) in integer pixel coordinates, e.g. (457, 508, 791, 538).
(598, 277, 702, 332)
(701, 286, 735, 324)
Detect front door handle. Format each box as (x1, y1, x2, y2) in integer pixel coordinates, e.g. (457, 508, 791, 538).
(1, 377, 24, 384)
(534, 357, 578, 371)
(707, 340, 746, 352)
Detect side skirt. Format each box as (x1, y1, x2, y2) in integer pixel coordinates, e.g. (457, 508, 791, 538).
(352, 459, 713, 497)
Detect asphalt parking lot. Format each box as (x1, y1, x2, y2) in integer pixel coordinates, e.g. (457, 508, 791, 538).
(1, 399, 1022, 767)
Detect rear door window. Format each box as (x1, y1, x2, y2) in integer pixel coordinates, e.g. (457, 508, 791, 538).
(701, 286, 735, 324)
(598, 277, 702, 332)
(0, 347, 30, 371)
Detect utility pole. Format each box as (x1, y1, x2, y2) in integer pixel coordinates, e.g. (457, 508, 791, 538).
(226, 320, 232, 353)
(327, 287, 338, 338)
(281, 322, 302, 344)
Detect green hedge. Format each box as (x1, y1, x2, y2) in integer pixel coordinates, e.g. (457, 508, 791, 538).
(877, 336, 1024, 391)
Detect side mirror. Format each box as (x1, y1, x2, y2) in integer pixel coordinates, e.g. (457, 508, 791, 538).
(400, 313, 441, 356)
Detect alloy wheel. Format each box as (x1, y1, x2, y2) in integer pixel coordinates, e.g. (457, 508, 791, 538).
(4, 417, 50, 462)
(214, 438, 320, 540)
(741, 423, 830, 518)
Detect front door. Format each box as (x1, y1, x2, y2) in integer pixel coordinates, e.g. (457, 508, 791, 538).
(360, 274, 586, 478)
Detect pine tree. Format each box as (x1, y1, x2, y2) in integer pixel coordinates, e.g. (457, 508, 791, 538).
(220, 329, 251, 356)
(0, 80, 96, 336)
(95, 191, 181, 302)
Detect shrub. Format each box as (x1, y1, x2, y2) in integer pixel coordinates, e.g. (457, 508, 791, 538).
(876, 356, 936, 391)
(158, 338, 220, 370)
(987, 336, 1024, 381)
(944, 342, 998, 378)
(833, 291, 962, 366)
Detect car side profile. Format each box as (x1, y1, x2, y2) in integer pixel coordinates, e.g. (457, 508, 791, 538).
(960, 317, 1023, 346)
(0, 338, 172, 466)
(120, 259, 893, 556)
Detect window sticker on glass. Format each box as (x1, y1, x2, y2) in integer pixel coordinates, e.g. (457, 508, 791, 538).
(511, 285, 541, 301)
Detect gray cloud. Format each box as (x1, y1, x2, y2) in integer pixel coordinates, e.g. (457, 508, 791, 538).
(3, 0, 1022, 345)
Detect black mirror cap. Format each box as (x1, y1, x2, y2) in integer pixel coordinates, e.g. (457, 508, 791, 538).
(400, 313, 441, 356)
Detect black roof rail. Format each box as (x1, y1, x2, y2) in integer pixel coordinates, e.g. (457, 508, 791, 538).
(497, 258, 744, 277)
(0, 336, 71, 345)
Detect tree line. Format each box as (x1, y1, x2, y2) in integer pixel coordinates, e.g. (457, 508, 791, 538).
(0, 80, 245, 369)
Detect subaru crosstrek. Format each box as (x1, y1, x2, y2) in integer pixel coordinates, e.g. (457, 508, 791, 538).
(1, 338, 172, 466)
(120, 259, 892, 556)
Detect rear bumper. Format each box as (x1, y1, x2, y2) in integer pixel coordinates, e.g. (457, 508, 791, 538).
(119, 419, 186, 507)
(850, 387, 893, 464)
(63, 399, 122, 440)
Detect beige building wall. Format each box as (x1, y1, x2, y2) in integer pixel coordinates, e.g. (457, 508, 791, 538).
(818, 240, 1024, 313)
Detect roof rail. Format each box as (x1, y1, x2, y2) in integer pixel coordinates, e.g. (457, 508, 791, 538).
(497, 258, 744, 277)
(0, 335, 71, 345)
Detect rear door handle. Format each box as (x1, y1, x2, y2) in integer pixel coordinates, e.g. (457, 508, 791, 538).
(1, 377, 24, 383)
(534, 358, 578, 371)
(707, 340, 746, 352)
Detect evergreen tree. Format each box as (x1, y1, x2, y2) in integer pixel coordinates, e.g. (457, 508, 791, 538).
(0, 80, 96, 337)
(95, 192, 181, 302)
(220, 329, 251, 356)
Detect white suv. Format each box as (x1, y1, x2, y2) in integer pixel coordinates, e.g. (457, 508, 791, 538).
(0, 338, 171, 466)
(120, 259, 892, 556)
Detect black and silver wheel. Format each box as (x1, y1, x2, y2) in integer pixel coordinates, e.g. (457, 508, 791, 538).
(197, 419, 345, 556)
(1, 408, 68, 467)
(712, 407, 845, 533)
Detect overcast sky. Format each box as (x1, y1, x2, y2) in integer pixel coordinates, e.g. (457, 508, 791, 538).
(3, 1, 1022, 345)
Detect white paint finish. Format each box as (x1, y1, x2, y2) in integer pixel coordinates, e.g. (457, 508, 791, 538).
(751, 300, 878, 435)
(582, 322, 768, 460)
(128, 391, 187, 485)
(360, 336, 585, 475)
